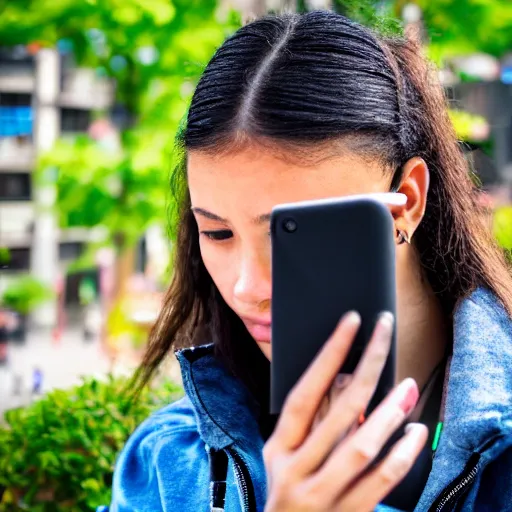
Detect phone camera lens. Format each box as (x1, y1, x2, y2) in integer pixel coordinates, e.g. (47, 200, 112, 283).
(283, 218, 297, 233)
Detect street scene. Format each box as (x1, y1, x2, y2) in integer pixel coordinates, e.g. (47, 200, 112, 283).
(0, 328, 111, 418)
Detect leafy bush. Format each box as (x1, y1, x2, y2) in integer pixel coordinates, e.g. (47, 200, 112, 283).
(0, 375, 183, 511)
(448, 109, 489, 143)
(0, 276, 54, 315)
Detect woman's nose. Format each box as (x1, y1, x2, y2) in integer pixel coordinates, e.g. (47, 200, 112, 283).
(233, 251, 271, 306)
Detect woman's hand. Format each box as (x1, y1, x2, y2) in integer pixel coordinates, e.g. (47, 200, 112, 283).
(263, 312, 428, 512)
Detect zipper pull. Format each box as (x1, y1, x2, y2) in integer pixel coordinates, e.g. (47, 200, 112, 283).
(209, 448, 228, 512)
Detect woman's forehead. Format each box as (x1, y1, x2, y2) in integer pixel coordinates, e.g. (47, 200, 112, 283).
(187, 146, 388, 215)
(187, 144, 384, 180)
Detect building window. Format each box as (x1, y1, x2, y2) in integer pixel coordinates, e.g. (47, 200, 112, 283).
(0, 92, 31, 107)
(60, 108, 91, 133)
(1, 247, 31, 270)
(0, 46, 35, 68)
(0, 173, 31, 201)
(0, 93, 33, 137)
(65, 269, 99, 305)
(59, 241, 84, 261)
(0, 106, 33, 136)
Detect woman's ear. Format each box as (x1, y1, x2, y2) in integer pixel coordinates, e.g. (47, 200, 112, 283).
(390, 157, 430, 241)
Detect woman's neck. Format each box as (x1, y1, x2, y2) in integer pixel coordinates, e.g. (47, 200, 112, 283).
(396, 249, 449, 391)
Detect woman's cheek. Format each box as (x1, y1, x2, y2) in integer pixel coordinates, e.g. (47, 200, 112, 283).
(200, 242, 236, 299)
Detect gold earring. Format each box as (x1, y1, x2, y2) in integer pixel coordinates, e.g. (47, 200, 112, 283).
(396, 229, 410, 245)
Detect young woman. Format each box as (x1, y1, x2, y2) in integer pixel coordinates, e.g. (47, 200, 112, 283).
(106, 10, 512, 512)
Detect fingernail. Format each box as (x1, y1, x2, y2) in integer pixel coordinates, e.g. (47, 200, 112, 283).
(397, 423, 428, 458)
(378, 311, 394, 329)
(395, 378, 419, 416)
(405, 422, 426, 435)
(343, 311, 361, 326)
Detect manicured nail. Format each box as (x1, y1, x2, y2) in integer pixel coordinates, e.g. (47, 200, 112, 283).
(405, 422, 426, 436)
(397, 423, 428, 458)
(378, 311, 394, 329)
(343, 311, 361, 326)
(395, 378, 419, 416)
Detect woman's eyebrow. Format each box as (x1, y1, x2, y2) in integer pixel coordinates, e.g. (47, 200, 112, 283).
(191, 207, 272, 225)
(191, 207, 227, 222)
(255, 213, 272, 224)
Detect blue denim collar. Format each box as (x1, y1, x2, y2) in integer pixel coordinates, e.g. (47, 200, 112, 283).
(416, 288, 512, 509)
(175, 345, 263, 452)
(176, 287, 512, 507)
(440, 288, 512, 449)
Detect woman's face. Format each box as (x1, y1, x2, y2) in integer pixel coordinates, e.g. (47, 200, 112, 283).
(188, 144, 393, 360)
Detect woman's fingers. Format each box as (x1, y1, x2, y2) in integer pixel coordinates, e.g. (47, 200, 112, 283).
(312, 374, 352, 430)
(269, 311, 361, 452)
(293, 313, 394, 473)
(336, 423, 428, 511)
(308, 377, 419, 497)
(263, 309, 428, 512)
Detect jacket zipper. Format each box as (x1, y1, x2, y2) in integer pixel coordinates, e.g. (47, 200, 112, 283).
(224, 446, 479, 512)
(226, 447, 257, 512)
(429, 454, 479, 512)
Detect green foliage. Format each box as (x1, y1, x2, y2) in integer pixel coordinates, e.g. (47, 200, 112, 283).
(0, 0, 240, 114)
(332, 0, 512, 62)
(37, 133, 166, 247)
(495, 206, 512, 254)
(415, 0, 512, 61)
(0, 248, 11, 266)
(330, 0, 404, 36)
(0, 375, 183, 511)
(330, 1, 512, 64)
(106, 297, 150, 349)
(0, 0, 240, 250)
(448, 109, 489, 142)
(0, 276, 54, 315)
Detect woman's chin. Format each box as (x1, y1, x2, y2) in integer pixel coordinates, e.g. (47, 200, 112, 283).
(256, 341, 272, 361)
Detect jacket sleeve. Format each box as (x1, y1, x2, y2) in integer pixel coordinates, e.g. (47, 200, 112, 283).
(107, 400, 210, 512)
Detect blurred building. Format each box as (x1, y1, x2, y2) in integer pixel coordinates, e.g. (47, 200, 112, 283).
(401, 3, 512, 203)
(0, 44, 115, 324)
(448, 80, 512, 196)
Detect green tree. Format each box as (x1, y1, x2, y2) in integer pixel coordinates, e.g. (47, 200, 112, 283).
(410, 0, 512, 62)
(0, 0, 240, 257)
(332, 0, 512, 61)
(0, 0, 240, 331)
(331, 0, 403, 36)
(495, 206, 512, 259)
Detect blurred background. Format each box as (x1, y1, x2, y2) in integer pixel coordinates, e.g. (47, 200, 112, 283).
(0, 0, 511, 509)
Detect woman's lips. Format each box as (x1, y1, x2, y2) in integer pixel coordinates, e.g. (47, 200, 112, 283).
(242, 317, 272, 343)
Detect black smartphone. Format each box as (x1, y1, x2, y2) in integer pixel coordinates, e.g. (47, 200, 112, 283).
(270, 194, 399, 415)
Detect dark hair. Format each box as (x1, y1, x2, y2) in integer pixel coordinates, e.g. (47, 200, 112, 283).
(134, 10, 512, 393)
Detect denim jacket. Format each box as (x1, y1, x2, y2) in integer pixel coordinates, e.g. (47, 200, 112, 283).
(106, 288, 512, 512)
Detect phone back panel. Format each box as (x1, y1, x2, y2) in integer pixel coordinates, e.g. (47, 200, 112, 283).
(270, 197, 397, 414)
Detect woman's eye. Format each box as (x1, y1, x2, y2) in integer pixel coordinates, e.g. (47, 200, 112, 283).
(200, 229, 233, 241)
